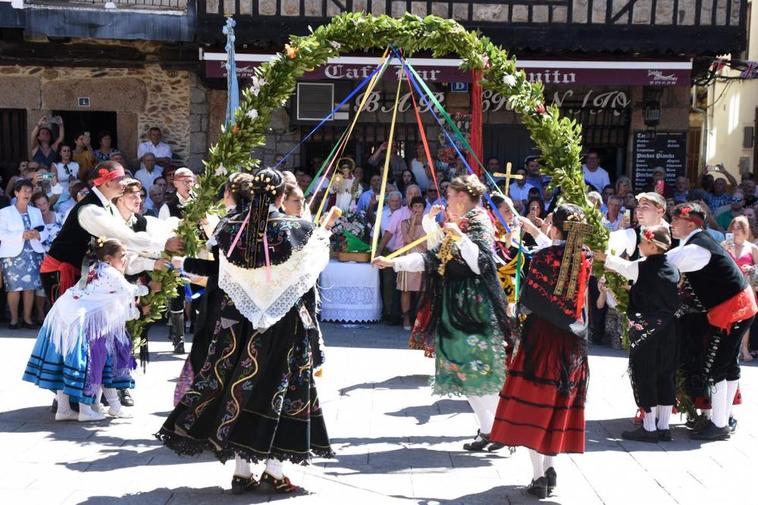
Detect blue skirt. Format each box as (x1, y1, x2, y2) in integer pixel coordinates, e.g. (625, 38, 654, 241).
(22, 323, 134, 404)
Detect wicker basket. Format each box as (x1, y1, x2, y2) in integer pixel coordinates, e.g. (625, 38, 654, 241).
(337, 251, 371, 263)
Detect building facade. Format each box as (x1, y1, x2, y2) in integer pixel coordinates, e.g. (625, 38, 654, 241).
(0, 0, 750, 189)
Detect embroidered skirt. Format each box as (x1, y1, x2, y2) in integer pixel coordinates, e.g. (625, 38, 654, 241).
(491, 317, 588, 456)
(157, 294, 333, 464)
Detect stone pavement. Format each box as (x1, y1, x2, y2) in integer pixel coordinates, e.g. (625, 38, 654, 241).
(0, 323, 756, 505)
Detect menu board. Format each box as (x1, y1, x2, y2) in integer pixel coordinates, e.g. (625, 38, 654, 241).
(632, 131, 687, 191)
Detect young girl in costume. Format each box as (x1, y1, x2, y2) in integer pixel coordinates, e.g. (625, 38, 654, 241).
(601, 224, 680, 442)
(373, 174, 511, 454)
(490, 203, 593, 499)
(23, 238, 146, 421)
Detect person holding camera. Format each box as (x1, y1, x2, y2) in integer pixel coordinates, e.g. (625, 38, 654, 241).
(0, 179, 48, 329)
(31, 116, 64, 169)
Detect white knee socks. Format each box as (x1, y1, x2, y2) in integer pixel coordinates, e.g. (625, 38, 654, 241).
(265, 458, 284, 479)
(643, 408, 657, 432)
(234, 454, 251, 478)
(710, 380, 728, 428)
(726, 380, 739, 419)
(656, 405, 673, 431)
(467, 394, 500, 435)
(543, 455, 555, 473)
(103, 388, 131, 418)
(528, 449, 544, 480)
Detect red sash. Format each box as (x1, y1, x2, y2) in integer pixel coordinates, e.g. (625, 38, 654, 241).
(707, 285, 758, 331)
(40, 255, 81, 300)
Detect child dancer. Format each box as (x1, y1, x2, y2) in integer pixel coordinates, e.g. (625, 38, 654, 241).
(23, 238, 147, 421)
(602, 225, 680, 442)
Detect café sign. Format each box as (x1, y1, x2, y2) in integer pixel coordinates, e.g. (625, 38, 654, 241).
(201, 52, 692, 87)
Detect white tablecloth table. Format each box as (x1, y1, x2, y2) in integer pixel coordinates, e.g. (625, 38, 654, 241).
(319, 259, 382, 323)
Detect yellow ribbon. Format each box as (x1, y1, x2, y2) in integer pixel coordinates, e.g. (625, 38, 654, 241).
(385, 231, 437, 260)
(313, 49, 391, 224)
(370, 72, 404, 261)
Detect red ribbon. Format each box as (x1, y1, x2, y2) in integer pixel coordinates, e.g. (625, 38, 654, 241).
(93, 166, 125, 186)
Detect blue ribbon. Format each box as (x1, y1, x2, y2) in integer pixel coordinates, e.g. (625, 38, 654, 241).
(272, 56, 388, 172)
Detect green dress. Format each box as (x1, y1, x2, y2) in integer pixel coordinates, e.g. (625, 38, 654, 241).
(409, 207, 510, 396)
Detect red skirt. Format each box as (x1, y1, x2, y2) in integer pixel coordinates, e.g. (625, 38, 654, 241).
(491, 317, 588, 456)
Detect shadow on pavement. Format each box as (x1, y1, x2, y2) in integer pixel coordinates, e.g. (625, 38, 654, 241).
(72, 485, 285, 504)
(385, 399, 471, 425)
(411, 485, 562, 505)
(585, 417, 710, 452)
(339, 374, 430, 395)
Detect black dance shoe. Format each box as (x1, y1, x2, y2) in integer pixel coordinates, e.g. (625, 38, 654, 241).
(658, 429, 672, 442)
(526, 476, 549, 499)
(690, 421, 730, 441)
(545, 467, 557, 496)
(728, 416, 737, 433)
(486, 441, 506, 452)
(173, 341, 185, 354)
(230, 475, 259, 495)
(119, 389, 134, 407)
(260, 472, 303, 494)
(621, 427, 659, 443)
(462, 431, 490, 452)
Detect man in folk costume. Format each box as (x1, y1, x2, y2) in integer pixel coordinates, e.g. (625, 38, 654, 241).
(608, 192, 670, 260)
(601, 225, 680, 442)
(490, 203, 593, 499)
(39, 160, 184, 302)
(159, 167, 195, 353)
(157, 168, 338, 495)
(668, 202, 757, 440)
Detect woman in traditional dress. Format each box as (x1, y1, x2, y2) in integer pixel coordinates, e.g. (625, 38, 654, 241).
(373, 174, 510, 453)
(22, 238, 144, 421)
(490, 203, 593, 499)
(157, 168, 336, 495)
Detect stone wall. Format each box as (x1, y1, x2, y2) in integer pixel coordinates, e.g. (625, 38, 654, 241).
(0, 63, 194, 171)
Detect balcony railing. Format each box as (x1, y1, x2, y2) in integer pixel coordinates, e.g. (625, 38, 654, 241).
(195, 0, 748, 55)
(26, 0, 188, 10)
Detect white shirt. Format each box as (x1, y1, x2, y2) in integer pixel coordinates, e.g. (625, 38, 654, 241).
(509, 182, 534, 203)
(582, 164, 611, 192)
(666, 229, 712, 273)
(134, 166, 163, 191)
(78, 186, 167, 254)
(54, 161, 80, 187)
(137, 141, 172, 163)
(605, 255, 642, 283)
(410, 158, 430, 191)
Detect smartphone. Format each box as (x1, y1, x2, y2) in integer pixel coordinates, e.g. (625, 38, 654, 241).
(725, 232, 734, 244)
(624, 209, 631, 221)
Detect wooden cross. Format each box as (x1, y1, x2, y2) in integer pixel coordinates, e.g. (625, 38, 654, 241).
(493, 162, 522, 196)
(554, 221, 595, 298)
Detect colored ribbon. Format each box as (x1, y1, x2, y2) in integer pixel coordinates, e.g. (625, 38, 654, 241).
(274, 50, 390, 173)
(385, 231, 438, 260)
(370, 74, 404, 261)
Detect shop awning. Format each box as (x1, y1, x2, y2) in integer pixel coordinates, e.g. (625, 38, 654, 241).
(200, 51, 692, 86)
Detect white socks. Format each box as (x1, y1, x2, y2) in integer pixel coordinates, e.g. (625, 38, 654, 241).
(265, 458, 284, 479)
(466, 394, 500, 434)
(234, 455, 251, 478)
(543, 455, 555, 473)
(528, 449, 544, 480)
(54, 390, 77, 421)
(103, 388, 131, 418)
(78, 402, 106, 421)
(710, 380, 728, 428)
(643, 408, 657, 432)
(56, 390, 74, 414)
(726, 380, 739, 419)
(656, 405, 673, 431)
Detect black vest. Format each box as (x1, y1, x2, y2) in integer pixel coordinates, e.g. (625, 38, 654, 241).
(683, 231, 746, 309)
(163, 193, 185, 219)
(628, 254, 680, 316)
(131, 214, 148, 233)
(48, 192, 104, 266)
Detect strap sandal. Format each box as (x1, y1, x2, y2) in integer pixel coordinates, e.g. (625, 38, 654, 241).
(260, 472, 303, 494)
(230, 475, 259, 495)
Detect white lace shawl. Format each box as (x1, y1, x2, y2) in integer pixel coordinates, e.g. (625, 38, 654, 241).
(218, 226, 331, 330)
(46, 262, 148, 357)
